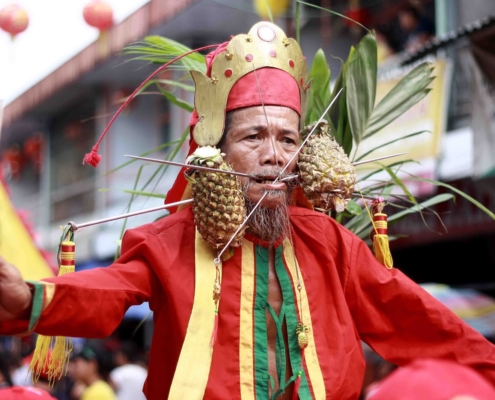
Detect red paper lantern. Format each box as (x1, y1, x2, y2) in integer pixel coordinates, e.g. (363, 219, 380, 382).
(23, 134, 44, 174)
(83, 0, 113, 31)
(0, 4, 29, 39)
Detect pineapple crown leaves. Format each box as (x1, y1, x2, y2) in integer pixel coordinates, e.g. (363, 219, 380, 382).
(186, 146, 225, 167)
(300, 119, 331, 140)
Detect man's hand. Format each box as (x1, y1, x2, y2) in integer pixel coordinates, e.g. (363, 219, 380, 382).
(0, 257, 32, 321)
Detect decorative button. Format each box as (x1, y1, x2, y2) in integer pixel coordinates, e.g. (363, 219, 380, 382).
(225, 68, 233, 78)
(211, 76, 218, 84)
(257, 25, 276, 42)
(282, 37, 290, 46)
(225, 51, 233, 60)
(269, 49, 276, 57)
(289, 59, 295, 68)
(245, 54, 253, 62)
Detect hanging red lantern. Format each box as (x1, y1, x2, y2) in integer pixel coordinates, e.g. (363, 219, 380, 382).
(343, 0, 370, 32)
(23, 134, 44, 174)
(83, 0, 114, 32)
(0, 4, 29, 39)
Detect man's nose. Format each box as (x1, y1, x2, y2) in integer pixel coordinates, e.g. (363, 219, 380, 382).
(260, 137, 285, 167)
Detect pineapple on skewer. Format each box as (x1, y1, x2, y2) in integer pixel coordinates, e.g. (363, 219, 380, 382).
(186, 146, 247, 251)
(298, 121, 356, 213)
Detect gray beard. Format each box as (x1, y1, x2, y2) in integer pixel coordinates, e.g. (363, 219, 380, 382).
(243, 172, 293, 243)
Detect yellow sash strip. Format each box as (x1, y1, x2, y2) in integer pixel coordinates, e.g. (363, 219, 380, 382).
(239, 240, 256, 399)
(168, 231, 221, 399)
(283, 239, 326, 398)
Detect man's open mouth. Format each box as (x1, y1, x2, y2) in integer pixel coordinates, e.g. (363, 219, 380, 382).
(255, 176, 278, 184)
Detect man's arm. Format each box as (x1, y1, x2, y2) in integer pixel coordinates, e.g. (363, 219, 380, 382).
(0, 228, 159, 338)
(344, 238, 495, 384)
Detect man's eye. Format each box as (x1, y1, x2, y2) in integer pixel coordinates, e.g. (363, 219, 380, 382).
(245, 134, 259, 140)
(283, 137, 297, 145)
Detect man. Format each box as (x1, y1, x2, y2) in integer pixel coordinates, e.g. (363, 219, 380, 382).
(109, 341, 147, 400)
(1, 21, 495, 400)
(69, 346, 116, 400)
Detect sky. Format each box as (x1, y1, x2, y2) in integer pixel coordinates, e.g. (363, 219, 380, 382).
(0, 0, 150, 106)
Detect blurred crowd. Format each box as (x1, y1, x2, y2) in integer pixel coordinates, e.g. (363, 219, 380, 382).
(0, 335, 148, 400)
(375, 4, 436, 64)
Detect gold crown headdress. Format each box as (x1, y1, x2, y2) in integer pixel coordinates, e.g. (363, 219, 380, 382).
(191, 21, 308, 147)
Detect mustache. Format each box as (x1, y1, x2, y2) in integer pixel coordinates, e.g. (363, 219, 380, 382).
(250, 169, 295, 180)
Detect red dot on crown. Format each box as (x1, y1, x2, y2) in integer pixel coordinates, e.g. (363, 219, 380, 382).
(225, 68, 233, 77)
(245, 54, 253, 62)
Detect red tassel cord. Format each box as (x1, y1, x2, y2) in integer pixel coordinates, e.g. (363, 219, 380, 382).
(292, 369, 303, 400)
(82, 43, 221, 168)
(210, 309, 219, 348)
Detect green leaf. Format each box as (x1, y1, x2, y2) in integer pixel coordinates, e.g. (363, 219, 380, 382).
(357, 159, 418, 182)
(407, 176, 495, 220)
(383, 164, 416, 205)
(387, 193, 455, 223)
(346, 33, 377, 146)
(346, 199, 362, 215)
(329, 46, 354, 130)
(124, 36, 206, 73)
(364, 63, 434, 138)
(158, 86, 194, 112)
(106, 140, 181, 175)
(355, 130, 429, 162)
(156, 79, 195, 92)
(308, 49, 331, 107)
(262, 0, 274, 23)
(124, 190, 167, 199)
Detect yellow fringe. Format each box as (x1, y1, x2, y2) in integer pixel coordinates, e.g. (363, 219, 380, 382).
(29, 242, 75, 385)
(373, 234, 393, 269)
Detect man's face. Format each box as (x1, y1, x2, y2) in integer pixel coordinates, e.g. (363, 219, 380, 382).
(221, 105, 300, 209)
(69, 357, 94, 383)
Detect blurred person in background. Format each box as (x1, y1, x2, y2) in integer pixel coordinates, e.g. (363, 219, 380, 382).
(10, 335, 35, 387)
(374, 24, 397, 65)
(365, 358, 495, 400)
(398, 4, 435, 53)
(0, 349, 14, 388)
(69, 346, 116, 400)
(109, 340, 147, 400)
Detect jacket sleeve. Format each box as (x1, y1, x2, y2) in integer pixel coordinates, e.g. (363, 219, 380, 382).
(344, 237, 495, 385)
(0, 227, 158, 338)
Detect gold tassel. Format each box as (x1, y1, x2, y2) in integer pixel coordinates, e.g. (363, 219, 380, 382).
(369, 199, 393, 269)
(30, 240, 75, 384)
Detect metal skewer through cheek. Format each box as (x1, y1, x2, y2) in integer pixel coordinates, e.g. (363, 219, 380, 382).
(213, 89, 343, 263)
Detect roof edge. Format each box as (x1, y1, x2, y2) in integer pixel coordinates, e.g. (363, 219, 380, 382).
(3, 0, 196, 129)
